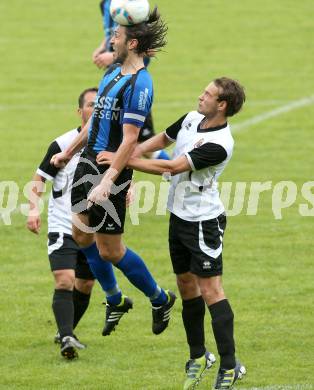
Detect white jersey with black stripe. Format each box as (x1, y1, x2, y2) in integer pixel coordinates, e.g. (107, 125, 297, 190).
(36, 128, 83, 235)
(165, 111, 234, 221)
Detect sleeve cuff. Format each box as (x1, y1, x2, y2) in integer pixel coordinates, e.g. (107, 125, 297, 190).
(184, 152, 196, 171)
(165, 131, 176, 143)
(122, 118, 144, 128)
(36, 168, 54, 181)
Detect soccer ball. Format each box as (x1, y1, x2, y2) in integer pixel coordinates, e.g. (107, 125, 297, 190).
(110, 0, 150, 26)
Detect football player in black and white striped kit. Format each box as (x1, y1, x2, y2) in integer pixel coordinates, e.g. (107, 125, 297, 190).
(97, 77, 246, 389)
(27, 88, 123, 360)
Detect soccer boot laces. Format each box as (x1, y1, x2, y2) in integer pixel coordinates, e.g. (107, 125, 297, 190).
(152, 290, 176, 335)
(214, 361, 246, 389)
(184, 351, 216, 390)
(102, 295, 133, 336)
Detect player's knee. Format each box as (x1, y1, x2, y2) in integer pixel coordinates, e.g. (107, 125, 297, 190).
(176, 274, 199, 298)
(199, 283, 225, 304)
(99, 247, 122, 263)
(54, 272, 75, 290)
(75, 278, 95, 294)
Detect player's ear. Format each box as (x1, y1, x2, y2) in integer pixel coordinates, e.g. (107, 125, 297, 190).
(128, 38, 138, 50)
(77, 108, 82, 118)
(218, 100, 227, 113)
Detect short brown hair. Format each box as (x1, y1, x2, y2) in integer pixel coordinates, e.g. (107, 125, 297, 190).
(78, 87, 98, 108)
(214, 77, 246, 117)
(125, 7, 167, 55)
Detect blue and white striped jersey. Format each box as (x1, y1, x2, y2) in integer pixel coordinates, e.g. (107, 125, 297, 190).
(88, 64, 153, 153)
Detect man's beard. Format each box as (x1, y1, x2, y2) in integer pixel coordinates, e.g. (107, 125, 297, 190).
(113, 48, 128, 64)
(197, 107, 218, 119)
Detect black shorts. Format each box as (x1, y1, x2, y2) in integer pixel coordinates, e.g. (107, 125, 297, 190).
(47, 232, 95, 280)
(138, 112, 155, 142)
(168, 213, 227, 277)
(71, 149, 132, 234)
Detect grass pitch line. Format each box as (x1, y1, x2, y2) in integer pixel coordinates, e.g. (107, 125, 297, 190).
(238, 386, 313, 390)
(0, 99, 306, 111)
(233, 94, 314, 133)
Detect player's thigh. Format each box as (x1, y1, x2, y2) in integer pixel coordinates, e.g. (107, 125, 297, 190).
(71, 153, 92, 213)
(95, 232, 125, 263)
(188, 214, 226, 278)
(168, 213, 192, 275)
(48, 232, 78, 271)
(72, 213, 94, 247)
(88, 186, 128, 236)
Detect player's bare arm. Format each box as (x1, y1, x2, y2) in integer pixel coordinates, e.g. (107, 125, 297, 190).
(135, 132, 172, 157)
(87, 123, 140, 204)
(97, 151, 190, 176)
(97, 132, 171, 163)
(26, 173, 46, 234)
(130, 155, 190, 175)
(50, 116, 92, 168)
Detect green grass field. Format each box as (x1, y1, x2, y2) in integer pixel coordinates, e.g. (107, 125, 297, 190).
(1, 0, 314, 389)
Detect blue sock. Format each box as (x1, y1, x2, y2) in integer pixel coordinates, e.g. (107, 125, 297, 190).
(156, 150, 170, 160)
(81, 243, 122, 305)
(115, 248, 167, 305)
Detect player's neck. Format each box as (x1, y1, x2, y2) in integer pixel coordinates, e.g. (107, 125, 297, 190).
(200, 116, 226, 129)
(121, 54, 144, 74)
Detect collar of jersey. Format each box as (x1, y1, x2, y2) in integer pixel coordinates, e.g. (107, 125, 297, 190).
(197, 122, 228, 133)
(120, 66, 146, 76)
(77, 126, 81, 133)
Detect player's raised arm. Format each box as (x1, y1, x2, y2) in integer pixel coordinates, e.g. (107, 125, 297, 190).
(50, 116, 91, 168)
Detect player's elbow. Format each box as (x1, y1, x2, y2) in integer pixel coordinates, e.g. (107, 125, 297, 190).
(167, 162, 182, 175)
(123, 135, 138, 149)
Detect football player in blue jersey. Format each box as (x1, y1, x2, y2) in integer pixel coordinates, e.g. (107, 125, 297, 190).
(93, 0, 170, 161)
(51, 8, 176, 337)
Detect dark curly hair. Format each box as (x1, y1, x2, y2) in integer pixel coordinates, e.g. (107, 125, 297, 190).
(125, 7, 168, 55)
(214, 77, 246, 117)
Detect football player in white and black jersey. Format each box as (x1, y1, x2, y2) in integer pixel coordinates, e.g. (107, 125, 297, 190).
(27, 88, 124, 360)
(97, 77, 247, 389)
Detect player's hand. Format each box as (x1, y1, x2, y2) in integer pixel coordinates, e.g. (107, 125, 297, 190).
(96, 151, 114, 165)
(87, 179, 113, 208)
(27, 214, 41, 234)
(50, 151, 71, 168)
(92, 46, 104, 61)
(93, 52, 114, 69)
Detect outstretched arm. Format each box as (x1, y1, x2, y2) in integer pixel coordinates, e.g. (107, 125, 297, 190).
(50, 116, 92, 168)
(129, 155, 190, 175)
(97, 132, 172, 163)
(135, 132, 172, 157)
(97, 150, 191, 176)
